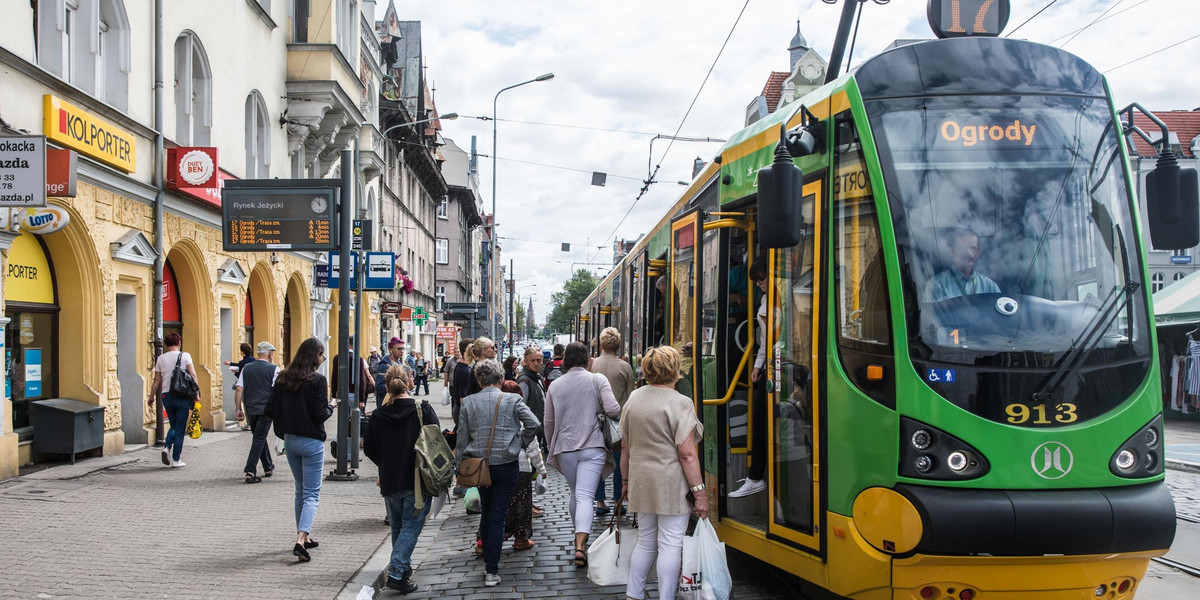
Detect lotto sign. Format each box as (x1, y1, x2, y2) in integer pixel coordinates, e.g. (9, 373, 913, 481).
(166, 147, 218, 189)
(0, 135, 47, 207)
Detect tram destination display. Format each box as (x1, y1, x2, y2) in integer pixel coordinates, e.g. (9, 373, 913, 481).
(222, 179, 338, 251)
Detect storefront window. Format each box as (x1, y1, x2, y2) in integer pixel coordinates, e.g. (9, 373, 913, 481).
(4, 232, 59, 438)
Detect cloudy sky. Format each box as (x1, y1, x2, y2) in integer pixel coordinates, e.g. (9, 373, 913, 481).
(375, 0, 1200, 323)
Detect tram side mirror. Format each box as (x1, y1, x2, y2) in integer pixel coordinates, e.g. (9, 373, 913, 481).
(1146, 153, 1200, 250)
(757, 125, 806, 248)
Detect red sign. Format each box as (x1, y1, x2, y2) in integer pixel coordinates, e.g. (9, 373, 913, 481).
(436, 326, 457, 340)
(166, 147, 218, 189)
(46, 148, 77, 197)
(175, 168, 234, 209)
(398, 307, 413, 321)
(381, 301, 403, 314)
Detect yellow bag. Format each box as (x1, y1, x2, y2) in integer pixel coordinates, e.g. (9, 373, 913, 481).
(186, 401, 203, 439)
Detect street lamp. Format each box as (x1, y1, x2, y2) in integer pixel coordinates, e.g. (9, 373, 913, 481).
(492, 73, 554, 340)
(381, 112, 458, 138)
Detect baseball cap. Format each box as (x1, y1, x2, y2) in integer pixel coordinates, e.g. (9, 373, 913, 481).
(256, 341, 276, 353)
(370, 346, 378, 353)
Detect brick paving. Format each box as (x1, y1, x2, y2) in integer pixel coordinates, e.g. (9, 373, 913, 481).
(0, 377, 798, 599)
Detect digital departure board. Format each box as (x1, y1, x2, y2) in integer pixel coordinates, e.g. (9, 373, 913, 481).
(222, 180, 339, 251)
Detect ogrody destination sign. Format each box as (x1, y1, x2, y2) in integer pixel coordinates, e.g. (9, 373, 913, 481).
(222, 179, 338, 251)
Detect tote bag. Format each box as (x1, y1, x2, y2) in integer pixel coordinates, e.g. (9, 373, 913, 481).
(587, 498, 639, 586)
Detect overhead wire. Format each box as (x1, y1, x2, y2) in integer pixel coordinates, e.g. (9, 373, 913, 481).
(1045, 0, 1152, 44)
(1059, 0, 1127, 48)
(586, 0, 752, 266)
(1005, 0, 1061, 37)
(1103, 32, 1200, 73)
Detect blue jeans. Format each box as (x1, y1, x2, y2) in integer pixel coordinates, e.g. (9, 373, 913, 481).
(384, 489, 432, 579)
(285, 435, 325, 534)
(478, 461, 520, 574)
(596, 447, 622, 502)
(162, 393, 193, 461)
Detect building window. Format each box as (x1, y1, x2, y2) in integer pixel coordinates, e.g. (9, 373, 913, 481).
(438, 197, 449, 219)
(1175, 272, 1187, 282)
(436, 238, 448, 264)
(435, 286, 446, 312)
(1152, 272, 1165, 293)
(1174, 249, 1189, 257)
(292, 0, 309, 42)
(337, 0, 357, 64)
(245, 91, 270, 178)
(36, 0, 130, 110)
(174, 32, 213, 145)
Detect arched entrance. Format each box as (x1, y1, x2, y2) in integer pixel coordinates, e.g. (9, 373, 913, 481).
(164, 242, 215, 428)
(4, 232, 60, 442)
(284, 273, 310, 367)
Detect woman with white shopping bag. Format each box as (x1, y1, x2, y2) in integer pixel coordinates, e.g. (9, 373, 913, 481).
(618, 345, 707, 600)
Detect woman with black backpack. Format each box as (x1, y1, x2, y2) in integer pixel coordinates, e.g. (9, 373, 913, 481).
(146, 332, 200, 468)
(363, 364, 439, 594)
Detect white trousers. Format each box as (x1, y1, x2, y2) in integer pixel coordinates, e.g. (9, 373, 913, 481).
(627, 512, 689, 600)
(556, 446, 607, 534)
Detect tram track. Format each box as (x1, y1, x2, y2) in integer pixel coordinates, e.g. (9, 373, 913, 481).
(1150, 515, 1200, 579)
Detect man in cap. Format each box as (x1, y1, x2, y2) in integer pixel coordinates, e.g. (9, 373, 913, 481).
(235, 341, 282, 483)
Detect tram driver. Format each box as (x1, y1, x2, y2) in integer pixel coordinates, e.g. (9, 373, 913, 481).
(921, 227, 1000, 303)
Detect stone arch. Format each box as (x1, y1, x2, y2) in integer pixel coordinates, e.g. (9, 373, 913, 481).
(163, 238, 215, 425)
(247, 262, 279, 350)
(38, 200, 104, 405)
(283, 272, 310, 365)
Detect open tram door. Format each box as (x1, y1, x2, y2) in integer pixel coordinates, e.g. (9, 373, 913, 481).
(668, 209, 702, 397)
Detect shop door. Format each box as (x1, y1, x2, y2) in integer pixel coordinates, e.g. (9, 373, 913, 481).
(117, 295, 146, 444)
(221, 307, 237, 424)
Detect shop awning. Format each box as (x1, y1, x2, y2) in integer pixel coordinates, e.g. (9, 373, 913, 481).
(1153, 270, 1200, 325)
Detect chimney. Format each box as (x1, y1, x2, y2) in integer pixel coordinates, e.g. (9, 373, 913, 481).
(469, 136, 478, 176)
(693, 157, 706, 178)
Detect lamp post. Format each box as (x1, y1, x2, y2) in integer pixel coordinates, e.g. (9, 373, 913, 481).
(491, 73, 554, 340)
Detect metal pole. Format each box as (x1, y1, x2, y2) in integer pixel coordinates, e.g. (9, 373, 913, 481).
(152, 0, 166, 444)
(329, 150, 357, 481)
(508, 259, 514, 357)
(350, 145, 364, 470)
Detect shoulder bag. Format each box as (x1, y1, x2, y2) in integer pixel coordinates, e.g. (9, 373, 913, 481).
(169, 352, 200, 399)
(594, 374, 622, 449)
(456, 392, 502, 488)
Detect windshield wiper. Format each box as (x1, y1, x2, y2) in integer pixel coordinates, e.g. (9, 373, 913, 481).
(1031, 280, 1139, 405)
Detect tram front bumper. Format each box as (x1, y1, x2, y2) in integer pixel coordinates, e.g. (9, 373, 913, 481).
(890, 551, 1159, 600)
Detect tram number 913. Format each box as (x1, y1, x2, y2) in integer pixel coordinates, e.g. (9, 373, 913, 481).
(1005, 402, 1078, 425)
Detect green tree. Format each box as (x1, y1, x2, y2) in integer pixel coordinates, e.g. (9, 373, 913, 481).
(513, 301, 526, 341)
(545, 269, 599, 335)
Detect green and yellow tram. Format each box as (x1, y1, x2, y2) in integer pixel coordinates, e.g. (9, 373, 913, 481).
(577, 1, 1195, 597)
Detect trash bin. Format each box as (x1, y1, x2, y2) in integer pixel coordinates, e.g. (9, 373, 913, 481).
(30, 399, 105, 464)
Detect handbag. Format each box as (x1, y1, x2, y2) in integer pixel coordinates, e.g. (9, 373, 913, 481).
(593, 374, 622, 449)
(186, 401, 203, 439)
(456, 392, 503, 489)
(587, 497, 639, 586)
(169, 352, 200, 399)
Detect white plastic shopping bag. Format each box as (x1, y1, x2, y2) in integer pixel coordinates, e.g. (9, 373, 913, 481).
(678, 518, 731, 600)
(587, 513, 640, 586)
(441, 385, 451, 406)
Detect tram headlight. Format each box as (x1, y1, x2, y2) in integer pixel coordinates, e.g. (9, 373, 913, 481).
(1094, 584, 1107, 596)
(1115, 449, 1137, 471)
(914, 455, 934, 473)
(911, 429, 932, 450)
(946, 451, 969, 472)
(900, 417, 989, 480)
(1110, 415, 1165, 478)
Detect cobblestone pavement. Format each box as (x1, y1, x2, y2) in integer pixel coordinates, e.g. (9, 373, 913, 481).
(0, 411, 384, 599)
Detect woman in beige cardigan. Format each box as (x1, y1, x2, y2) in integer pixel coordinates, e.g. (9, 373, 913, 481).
(619, 345, 706, 600)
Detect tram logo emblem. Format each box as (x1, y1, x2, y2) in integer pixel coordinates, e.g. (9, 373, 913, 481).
(1031, 441, 1073, 479)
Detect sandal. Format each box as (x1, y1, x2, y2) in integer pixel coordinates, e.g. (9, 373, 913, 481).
(263, 468, 274, 478)
(244, 473, 262, 484)
(531, 506, 545, 517)
(573, 548, 588, 568)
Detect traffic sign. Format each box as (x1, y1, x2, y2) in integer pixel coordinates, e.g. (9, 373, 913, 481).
(352, 219, 372, 251)
(364, 252, 395, 290)
(327, 252, 358, 288)
(222, 179, 337, 251)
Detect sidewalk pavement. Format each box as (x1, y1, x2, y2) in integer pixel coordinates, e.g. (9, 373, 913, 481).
(1165, 418, 1200, 472)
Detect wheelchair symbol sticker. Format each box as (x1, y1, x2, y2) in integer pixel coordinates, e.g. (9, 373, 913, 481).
(927, 369, 956, 383)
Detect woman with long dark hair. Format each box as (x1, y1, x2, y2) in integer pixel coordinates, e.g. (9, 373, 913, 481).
(147, 332, 200, 468)
(266, 337, 336, 562)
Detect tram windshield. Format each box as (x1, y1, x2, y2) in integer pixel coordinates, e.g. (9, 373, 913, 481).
(869, 94, 1151, 426)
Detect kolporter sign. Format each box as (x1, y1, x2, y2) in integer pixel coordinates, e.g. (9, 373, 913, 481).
(43, 95, 137, 172)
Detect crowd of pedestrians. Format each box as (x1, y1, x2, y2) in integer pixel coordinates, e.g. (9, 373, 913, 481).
(148, 324, 709, 599)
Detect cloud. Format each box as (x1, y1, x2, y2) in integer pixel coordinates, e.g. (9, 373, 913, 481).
(379, 0, 1200, 320)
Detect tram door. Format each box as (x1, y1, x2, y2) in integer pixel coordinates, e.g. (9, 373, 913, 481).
(669, 210, 702, 395)
(766, 179, 822, 548)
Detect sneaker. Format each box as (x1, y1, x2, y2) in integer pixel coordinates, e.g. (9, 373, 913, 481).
(161, 449, 170, 465)
(728, 478, 765, 498)
(453, 486, 466, 497)
(385, 576, 417, 594)
(170, 459, 186, 468)
(484, 573, 501, 587)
